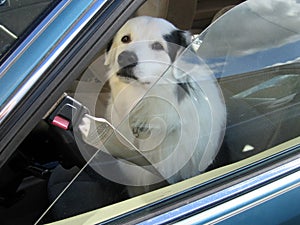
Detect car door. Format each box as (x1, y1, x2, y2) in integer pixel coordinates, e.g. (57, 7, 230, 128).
(1, 0, 300, 225)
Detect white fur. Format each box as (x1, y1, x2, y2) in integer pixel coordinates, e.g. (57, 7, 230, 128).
(99, 16, 226, 196)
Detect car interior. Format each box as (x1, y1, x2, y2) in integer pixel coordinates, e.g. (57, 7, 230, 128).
(1, 0, 300, 224)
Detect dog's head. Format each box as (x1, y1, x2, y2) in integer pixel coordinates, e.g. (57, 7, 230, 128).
(105, 16, 192, 85)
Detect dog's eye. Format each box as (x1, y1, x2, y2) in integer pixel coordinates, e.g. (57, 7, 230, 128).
(151, 42, 164, 51)
(121, 35, 131, 43)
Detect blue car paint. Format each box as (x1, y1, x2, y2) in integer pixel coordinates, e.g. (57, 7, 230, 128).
(138, 153, 300, 225)
(0, 0, 95, 106)
(180, 171, 300, 225)
(217, 182, 300, 225)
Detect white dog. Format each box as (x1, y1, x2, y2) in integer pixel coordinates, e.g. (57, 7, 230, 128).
(81, 16, 226, 197)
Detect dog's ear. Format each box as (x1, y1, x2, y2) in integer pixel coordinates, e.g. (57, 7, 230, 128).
(104, 38, 115, 66)
(163, 30, 192, 62)
(164, 30, 198, 102)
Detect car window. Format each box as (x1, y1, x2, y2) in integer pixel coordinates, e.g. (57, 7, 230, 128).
(2, 0, 300, 224)
(33, 0, 300, 223)
(0, 0, 60, 60)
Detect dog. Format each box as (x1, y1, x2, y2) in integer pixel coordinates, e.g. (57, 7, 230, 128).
(81, 16, 226, 197)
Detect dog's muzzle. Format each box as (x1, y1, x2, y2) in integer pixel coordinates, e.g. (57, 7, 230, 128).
(117, 51, 138, 80)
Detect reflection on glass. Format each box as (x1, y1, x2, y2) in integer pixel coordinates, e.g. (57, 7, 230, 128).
(197, 0, 300, 77)
(193, 0, 300, 163)
(37, 0, 300, 223)
(232, 74, 300, 108)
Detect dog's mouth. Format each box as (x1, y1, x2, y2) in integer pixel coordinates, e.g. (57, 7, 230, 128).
(117, 65, 138, 81)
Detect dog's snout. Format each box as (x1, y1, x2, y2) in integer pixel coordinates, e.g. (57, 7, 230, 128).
(118, 51, 138, 67)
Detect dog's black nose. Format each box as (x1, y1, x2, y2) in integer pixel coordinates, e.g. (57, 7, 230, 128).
(118, 51, 138, 68)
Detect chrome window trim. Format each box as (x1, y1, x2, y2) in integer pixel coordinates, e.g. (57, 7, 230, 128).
(0, 0, 108, 123)
(139, 149, 300, 225)
(0, 0, 71, 122)
(175, 171, 300, 225)
(0, 0, 70, 77)
(0, 25, 18, 40)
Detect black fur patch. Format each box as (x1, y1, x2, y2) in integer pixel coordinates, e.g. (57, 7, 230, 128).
(164, 30, 193, 102)
(163, 30, 189, 62)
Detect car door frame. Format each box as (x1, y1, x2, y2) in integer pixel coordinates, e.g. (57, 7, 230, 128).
(0, 0, 146, 167)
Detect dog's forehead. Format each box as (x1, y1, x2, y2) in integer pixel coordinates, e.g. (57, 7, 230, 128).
(117, 16, 176, 41)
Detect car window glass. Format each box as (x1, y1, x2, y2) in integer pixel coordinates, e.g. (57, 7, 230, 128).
(0, 0, 60, 60)
(196, 0, 300, 162)
(197, 0, 300, 77)
(29, 0, 300, 223)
